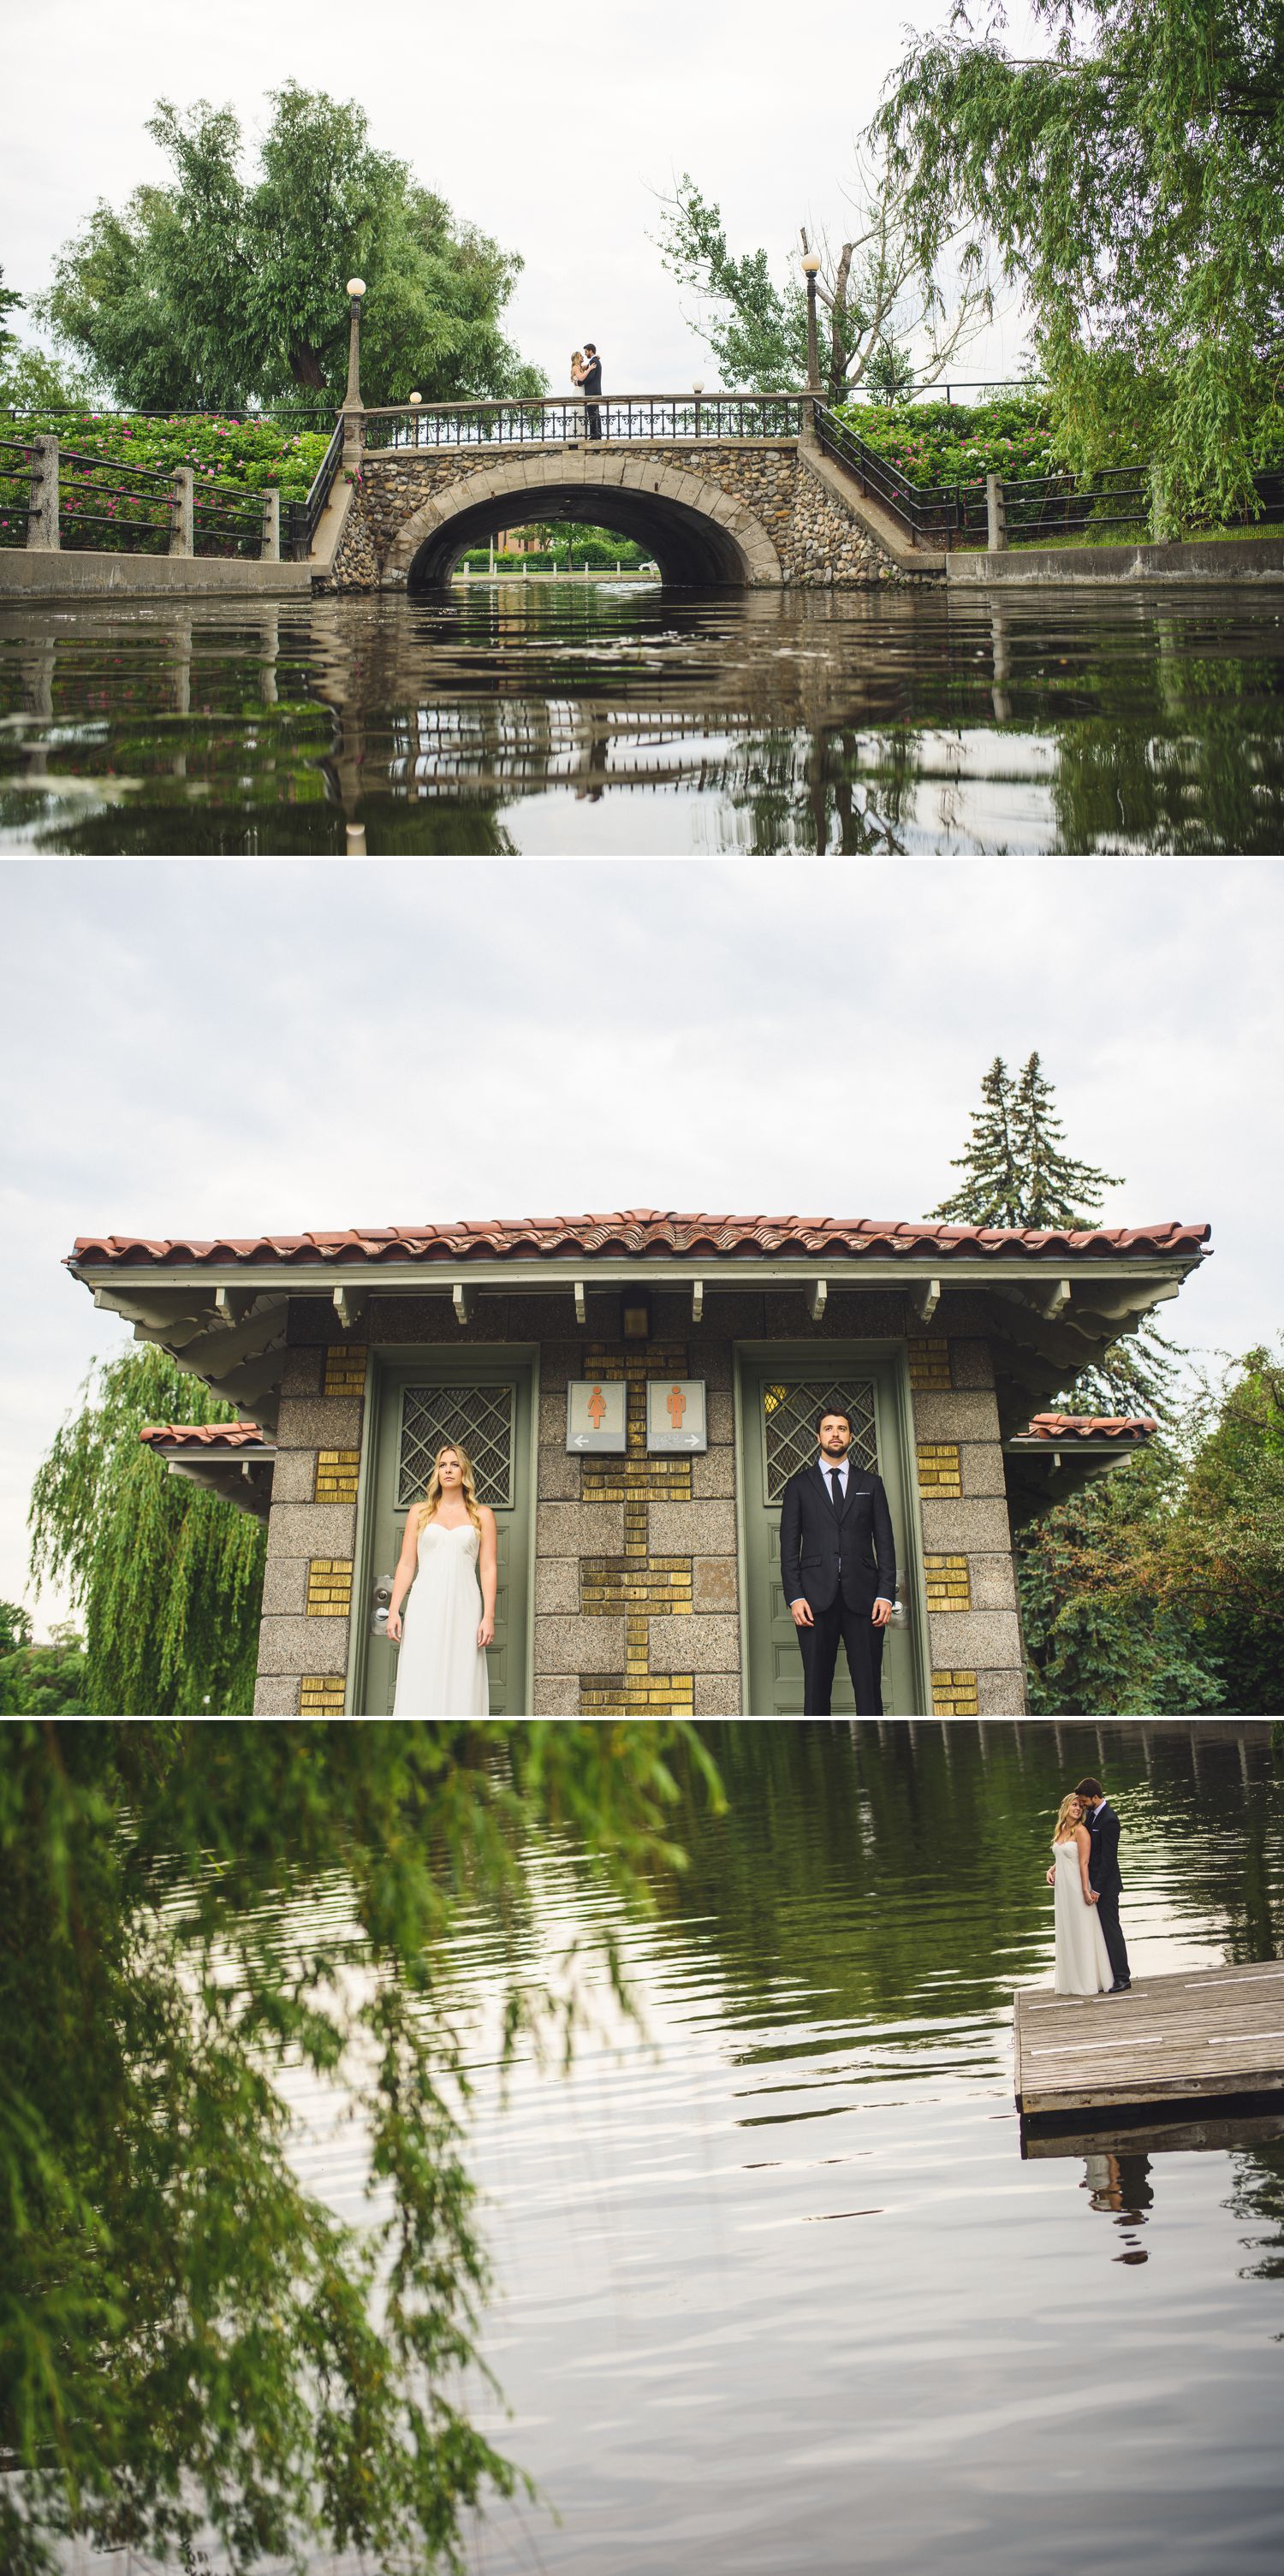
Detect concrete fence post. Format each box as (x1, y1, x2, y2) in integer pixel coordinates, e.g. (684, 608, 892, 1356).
(26, 436, 60, 549)
(169, 466, 194, 558)
(259, 488, 280, 562)
(986, 473, 1008, 554)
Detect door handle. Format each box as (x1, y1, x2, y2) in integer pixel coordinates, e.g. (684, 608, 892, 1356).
(889, 1580, 909, 1630)
(371, 1575, 393, 1639)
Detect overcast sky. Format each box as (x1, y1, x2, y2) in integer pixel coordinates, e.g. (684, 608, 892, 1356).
(3, 856, 1280, 1630)
(6, 0, 1035, 395)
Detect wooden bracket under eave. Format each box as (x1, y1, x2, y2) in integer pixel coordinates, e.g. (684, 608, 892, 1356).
(809, 1278, 828, 1324)
(910, 1276, 942, 1323)
(332, 1285, 367, 1333)
(452, 1283, 476, 1327)
(574, 1279, 587, 1325)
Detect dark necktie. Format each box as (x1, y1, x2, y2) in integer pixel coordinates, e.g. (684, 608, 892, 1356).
(829, 1470, 843, 1515)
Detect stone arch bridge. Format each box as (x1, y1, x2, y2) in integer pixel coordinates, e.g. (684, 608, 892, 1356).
(320, 396, 942, 593)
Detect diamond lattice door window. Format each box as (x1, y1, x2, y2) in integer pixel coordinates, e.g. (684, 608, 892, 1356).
(762, 1379, 877, 1501)
(397, 1384, 515, 1508)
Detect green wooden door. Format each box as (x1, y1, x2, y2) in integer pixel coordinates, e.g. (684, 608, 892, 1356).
(740, 1350, 922, 1715)
(357, 1356, 533, 1715)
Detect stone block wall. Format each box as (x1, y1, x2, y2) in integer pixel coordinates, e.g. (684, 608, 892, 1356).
(253, 1335, 364, 1716)
(328, 438, 939, 594)
(252, 1289, 1028, 1717)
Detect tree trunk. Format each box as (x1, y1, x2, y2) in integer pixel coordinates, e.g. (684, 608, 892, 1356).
(288, 343, 328, 391)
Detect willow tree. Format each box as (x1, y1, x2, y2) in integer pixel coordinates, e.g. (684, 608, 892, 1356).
(41, 83, 544, 411)
(0, 1721, 722, 2576)
(930, 1050, 1176, 1417)
(28, 1343, 266, 1714)
(874, 1, 1284, 522)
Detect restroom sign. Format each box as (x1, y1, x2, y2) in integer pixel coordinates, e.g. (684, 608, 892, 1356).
(646, 1380, 708, 1453)
(566, 1378, 627, 1452)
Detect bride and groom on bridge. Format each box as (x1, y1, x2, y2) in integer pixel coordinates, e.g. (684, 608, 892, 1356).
(1049, 1781, 1132, 1995)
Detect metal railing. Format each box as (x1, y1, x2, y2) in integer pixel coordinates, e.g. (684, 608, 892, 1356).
(0, 434, 290, 557)
(361, 393, 809, 449)
(0, 436, 38, 544)
(298, 417, 346, 555)
(813, 407, 1284, 552)
(814, 405, 969, 546)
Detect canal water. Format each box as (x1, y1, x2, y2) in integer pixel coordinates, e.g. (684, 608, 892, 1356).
(3, 585, 1282, 855)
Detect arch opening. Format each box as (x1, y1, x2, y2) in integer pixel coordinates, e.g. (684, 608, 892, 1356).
(402, 479, 761, 593)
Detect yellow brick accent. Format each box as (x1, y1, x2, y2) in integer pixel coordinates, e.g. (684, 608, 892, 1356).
(324, 1344, 367, 1398)
(907, 1337, 952, 1391)
(315, 1448, 360, 1503)
(306, 1558, 354, 1616)
(932, 1668, 980, 1715)
(574, 1346, 703, 1707)
(916, 1441, 963, 1497)
(924, 1552, 972, 1611)
(581, 1675, 696, 1715)
(300, 1674, 347, 1712)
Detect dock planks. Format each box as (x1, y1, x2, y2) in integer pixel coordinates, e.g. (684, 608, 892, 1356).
(1014, 1959, 1284, 2122)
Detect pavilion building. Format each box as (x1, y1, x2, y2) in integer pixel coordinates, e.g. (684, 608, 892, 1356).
(68, 1210, 1210, 1717)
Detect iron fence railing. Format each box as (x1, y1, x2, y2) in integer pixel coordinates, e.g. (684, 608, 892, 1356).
(0, 436, 38, 545)
(57, 442, 175, 550)
(362, 394, 809, 449)
(814, 405, 968, 545)
(298, 417, 346, 555)
(959, 461, 1153, 546)
(813, 407, 1284, 552)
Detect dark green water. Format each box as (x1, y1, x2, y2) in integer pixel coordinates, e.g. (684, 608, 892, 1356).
(3, 585, 1282, 854)
(331, 1722, 1284, 2576)
(56, 1721, 1284, 2576)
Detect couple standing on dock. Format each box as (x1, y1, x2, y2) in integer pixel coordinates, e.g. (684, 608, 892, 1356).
(1049, 1778, 1132, 1996)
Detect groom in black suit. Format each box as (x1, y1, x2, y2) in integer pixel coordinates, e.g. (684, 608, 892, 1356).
(1075, 1776, 1132, 1990)
(779, 1407, 896, 1714)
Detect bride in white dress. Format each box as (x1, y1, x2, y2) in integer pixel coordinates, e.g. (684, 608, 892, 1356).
(387, 1442, 496, 1715)
(1046, 1792, 1114, 1995)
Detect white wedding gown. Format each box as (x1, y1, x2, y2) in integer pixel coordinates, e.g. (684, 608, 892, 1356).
(1052, 1837, 1114, 1994)
(392, 1520, 490, 1715)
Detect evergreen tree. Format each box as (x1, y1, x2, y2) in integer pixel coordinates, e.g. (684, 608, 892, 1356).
(930, 1049, 1177, 1418)
(27, 1344, 266, 1714)
(930, 1054, 1026, 1228)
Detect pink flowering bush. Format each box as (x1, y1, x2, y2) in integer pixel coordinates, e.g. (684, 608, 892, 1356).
(0, 410, 332, 549)
(835, 395, 1061, 488)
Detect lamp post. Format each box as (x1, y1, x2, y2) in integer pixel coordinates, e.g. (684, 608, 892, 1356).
(693, 378, 704, 439)
(800, 253, 821, 411)
(343, 276, 366, 466)
(408, 388, 422, 450)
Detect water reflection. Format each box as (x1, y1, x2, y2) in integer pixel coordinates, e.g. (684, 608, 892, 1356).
(43, 1721, 1284, 2576)
(2, 584, 1283, 852)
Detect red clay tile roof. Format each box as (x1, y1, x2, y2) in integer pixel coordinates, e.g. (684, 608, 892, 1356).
(1019, 1414, 1159, 1441)
(74, 1212, 1211, 1268)
(140, 1422, 270, 1450)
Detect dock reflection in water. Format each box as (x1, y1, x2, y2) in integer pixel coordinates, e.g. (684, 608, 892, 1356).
(3, 584, 1284, 853)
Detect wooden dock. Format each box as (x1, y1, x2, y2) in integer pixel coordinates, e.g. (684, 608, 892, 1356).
(1014, 1959, 1284, 2124)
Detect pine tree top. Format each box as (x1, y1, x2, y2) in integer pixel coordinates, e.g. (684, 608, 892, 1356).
(930, 1052, 1123, 1230)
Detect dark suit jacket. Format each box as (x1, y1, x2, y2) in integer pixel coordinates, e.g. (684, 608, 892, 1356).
(1087, 1801, 1122, 1898)
(779, 1461, 896, 1616)
(581, 354, 603, 395)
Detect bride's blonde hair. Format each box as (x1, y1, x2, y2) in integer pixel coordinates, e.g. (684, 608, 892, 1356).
(1054, 1793, 1085, 1842)
(418, 1443, 483, 1533)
